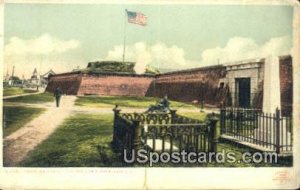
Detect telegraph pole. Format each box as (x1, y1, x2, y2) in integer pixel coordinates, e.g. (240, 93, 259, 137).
(122, 9, 128, 64)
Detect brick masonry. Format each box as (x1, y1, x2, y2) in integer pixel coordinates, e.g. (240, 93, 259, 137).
(279, 56, 293, 116)
(46, 72, 82, 95)
(146, 66, 230, 106)
(45, 56, 293, 115)
(77, 74, 155, 96)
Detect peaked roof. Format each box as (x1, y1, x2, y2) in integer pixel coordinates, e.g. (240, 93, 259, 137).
(32, 68, 38, 76)
(41, 69, 56, 77)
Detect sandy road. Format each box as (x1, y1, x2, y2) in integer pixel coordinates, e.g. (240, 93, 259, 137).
(3, 95, 218, 166)
(3, 96, 77, 166)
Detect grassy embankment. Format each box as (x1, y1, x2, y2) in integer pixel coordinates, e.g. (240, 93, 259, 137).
(75, 95, 209, 122)
(3, 106, 46, 137)
(3, 87, 37, 97)
(75, 96, 198, 109)
(3, 92, 54, 137)
(4, 92, 54, 104)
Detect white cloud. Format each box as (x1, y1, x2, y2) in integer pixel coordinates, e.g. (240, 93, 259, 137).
(4, 55, 84, 79)
(8, 34, 291, 77)
(100, 35, 291, 74)
(99, 41, 196, 74)
(200, 35, 292, 65)
(5, 33, 80, 56)
(4, 34, 81, 78)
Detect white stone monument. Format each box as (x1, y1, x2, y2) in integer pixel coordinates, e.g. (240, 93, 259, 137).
(252, 56, 291, 152)
(263, 56, 281, 113)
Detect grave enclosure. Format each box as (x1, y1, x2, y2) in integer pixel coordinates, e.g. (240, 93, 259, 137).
(111, 106, 293, 162)
(111, 108, 219, 159)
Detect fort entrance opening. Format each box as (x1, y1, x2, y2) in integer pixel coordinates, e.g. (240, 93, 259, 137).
(235, 77, 251, 108)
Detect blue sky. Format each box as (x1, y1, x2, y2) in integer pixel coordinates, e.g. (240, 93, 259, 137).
(4, 3, 293, 77)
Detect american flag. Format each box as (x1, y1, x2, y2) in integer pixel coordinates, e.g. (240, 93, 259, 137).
(126, 10, 147, 26)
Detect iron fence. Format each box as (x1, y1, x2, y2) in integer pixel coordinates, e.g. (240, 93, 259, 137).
(112, 109, 219, 155)
(220, 107, 293, 154)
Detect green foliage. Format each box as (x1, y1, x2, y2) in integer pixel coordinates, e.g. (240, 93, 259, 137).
(3, 87, 37, 97)
(3, 106, 46, 137)
(75, 95, 197, 109)
(20, 114, 124, 167)
(4, 92, 54, 103)
(84, 61, 160, 75)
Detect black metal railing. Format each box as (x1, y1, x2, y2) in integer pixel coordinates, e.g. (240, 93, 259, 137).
(220, 107, 293, 154)
(112, 108, 219, 155)
(141, 123, 212, 153)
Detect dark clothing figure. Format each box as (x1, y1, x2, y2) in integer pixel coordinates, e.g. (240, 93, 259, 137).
(146, 95, 170, 113)
(159, 96, 170, 108)
(54, 87, 63, 107)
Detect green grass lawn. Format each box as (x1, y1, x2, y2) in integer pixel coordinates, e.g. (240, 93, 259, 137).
(177, 111, 208, 121)
(3, 87, 37, 97)
(75, 95, 197, 109)
(4, 92, 54, 104)
(208, 140, 292, 167)
(20, 113, 124, 167)
(20, 112, 291, 167)
(3, 106, 46, 137)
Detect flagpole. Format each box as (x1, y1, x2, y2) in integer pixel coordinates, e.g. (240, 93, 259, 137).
(122, 9, 127, 64)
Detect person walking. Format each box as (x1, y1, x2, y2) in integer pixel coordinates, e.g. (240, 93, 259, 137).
(54, 87, 63, 107)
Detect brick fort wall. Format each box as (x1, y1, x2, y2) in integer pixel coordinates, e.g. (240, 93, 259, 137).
(46, 72, 82, 95)
(279, 56, 293, 116)
(146, 66, 230, 106)
(77, 74, 155, 96)
(45, 56, 292, 112)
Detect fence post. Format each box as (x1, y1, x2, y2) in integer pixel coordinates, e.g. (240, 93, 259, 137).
(200, 100, 204, 112)
(209, 113, 219, 153)
(112, 105, 121, 147)
(170, 109, 177, 124)
(275, 108, 281, 154)
(236, 108, 241, 135)
(132, 120, 141, 150)
(220, 106, 225, 135)
(229, 107, 233, 134)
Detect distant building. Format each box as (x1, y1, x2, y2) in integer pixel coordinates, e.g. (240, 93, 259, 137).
(22, 68, 56, 88)
(4, 69, 10, 82)
(3, 69, 10, 86)
(3, 66, 23, 87)
(8, 66, 16, 86)
(29, 68, 39, 86)
(40, 69, 56, 87)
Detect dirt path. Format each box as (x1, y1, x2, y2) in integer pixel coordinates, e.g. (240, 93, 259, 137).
(3, 96, 77, 166)
(3, 91, 43, 100)
(3, 96, 218, 166)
